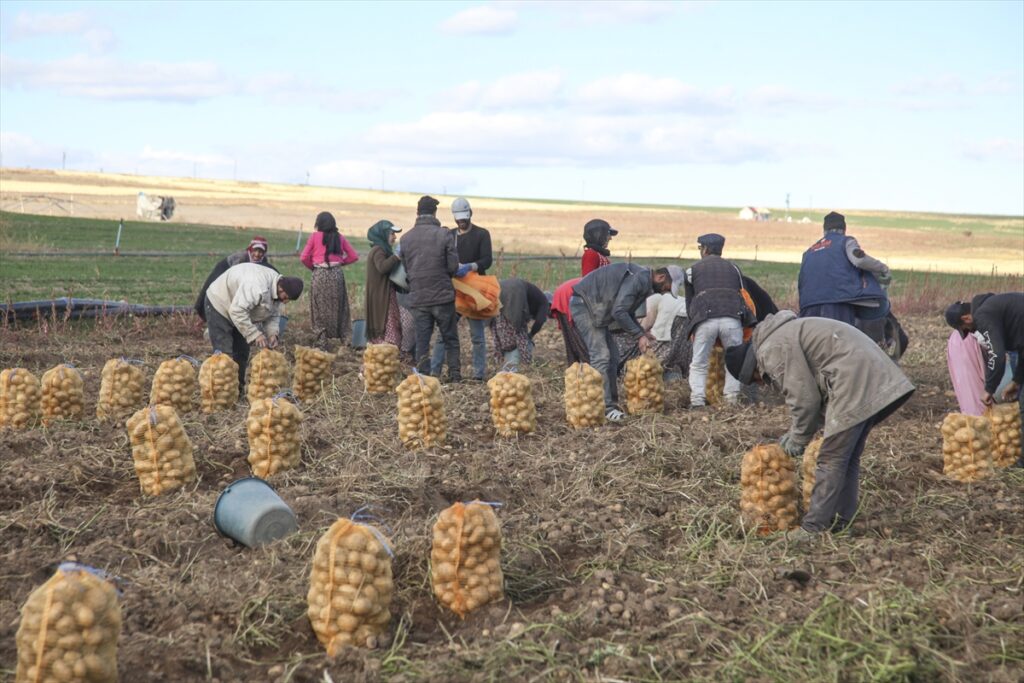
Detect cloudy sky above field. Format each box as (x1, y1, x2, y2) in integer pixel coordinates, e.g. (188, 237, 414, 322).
(1, 1, 1022, 215)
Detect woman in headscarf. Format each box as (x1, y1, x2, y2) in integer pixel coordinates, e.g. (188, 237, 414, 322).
(300, 211, 359, 347)
(364, 219, 405, 347)
(581, 218, 618, 276)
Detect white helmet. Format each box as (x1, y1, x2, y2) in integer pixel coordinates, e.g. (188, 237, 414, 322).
(451, 197, 472, 220)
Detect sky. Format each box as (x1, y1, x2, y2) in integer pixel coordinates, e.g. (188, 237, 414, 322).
(1, 1, 1022, 215)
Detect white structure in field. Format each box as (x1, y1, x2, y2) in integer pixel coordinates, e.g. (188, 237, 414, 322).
(738, 206, 771, 221)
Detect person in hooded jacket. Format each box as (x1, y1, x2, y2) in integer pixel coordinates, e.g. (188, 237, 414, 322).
(364, 220, 404, 347)
(725, 312, 915, 544)
(581, 219, 618, 276)
(301, 211, 359, 347)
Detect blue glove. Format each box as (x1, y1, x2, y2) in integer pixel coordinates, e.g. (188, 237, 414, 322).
(779, 433, 806, 457)
(455, 264, 472, 278)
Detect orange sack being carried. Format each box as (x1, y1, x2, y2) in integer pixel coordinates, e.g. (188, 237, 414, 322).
(453, 272, 502, 320)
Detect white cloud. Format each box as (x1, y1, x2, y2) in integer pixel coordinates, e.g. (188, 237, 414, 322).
(574, 73, 734, 114)
(746, 85, 838, 110)
(439, 5, 518, 36)
(6, 10, 115, 53)
(440, 70, 564, 110)
(962, 138, 1024, 163)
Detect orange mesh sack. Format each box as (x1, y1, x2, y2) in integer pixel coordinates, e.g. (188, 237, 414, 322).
(41, 364, 85, 426)
(246, 349, 290, 403)
(396, 373, 446, 448)
(96, 359, 145, 423)
(307, 519, 394, 653)
(15, 563, 121, 683)
(986, 404, 1022, 468)
(624, 353, 664, 415)
(199, 352, 239, 413)
(246, 397, 303, 477)
(801, 437, 824, 511)
(293, 346, 335, 401)
(126, 405, 197, 496)
(453, 273, 502, 320)
(431, 501, 504, 618)
(705, 344, 726, 406)
(487, 372, 536, 436)
(150, 357, 197, 414)
(739, 444, 799, 534)
(363, 344, 401, 394)
(1, 368, 42, 430)
(564, 362, 605, 428)
(940, 413, 994, 482)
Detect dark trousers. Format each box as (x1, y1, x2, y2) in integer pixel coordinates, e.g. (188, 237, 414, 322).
(205, 298, 249, 391)
(800, 303, 857, 326)
(802, 417, 875, 533)
(412, 303, 460, 379)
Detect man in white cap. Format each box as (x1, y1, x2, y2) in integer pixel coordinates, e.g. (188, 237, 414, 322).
(430, 197, 493, 381)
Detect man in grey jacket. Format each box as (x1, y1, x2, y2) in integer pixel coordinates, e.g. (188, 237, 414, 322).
(725, 311, 914, 542)
(571, 263, 672, 421)
(400, 196, 461, 380)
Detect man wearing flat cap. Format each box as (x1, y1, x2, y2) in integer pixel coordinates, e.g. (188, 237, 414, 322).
(798, 211, 891, 326)
(725, 312, 914, 544)
(684, 233, 755, 407)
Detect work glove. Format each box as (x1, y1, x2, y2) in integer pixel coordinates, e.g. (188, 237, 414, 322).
(455, 263, 472, 278)
(779, 433, 806, 457)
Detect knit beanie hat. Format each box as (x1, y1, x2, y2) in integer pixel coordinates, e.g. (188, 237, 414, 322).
(278, 276, 304, 300)
(417, 195, 439, 215)
(823, 211, 846, 233)
(724, 343, 757, 385)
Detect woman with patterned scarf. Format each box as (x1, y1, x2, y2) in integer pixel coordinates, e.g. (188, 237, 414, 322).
(364, 219, 406, 348)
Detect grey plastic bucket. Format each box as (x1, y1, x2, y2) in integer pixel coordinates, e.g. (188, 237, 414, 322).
(214, 477, 297, 547)
(351, 319, 367, 349)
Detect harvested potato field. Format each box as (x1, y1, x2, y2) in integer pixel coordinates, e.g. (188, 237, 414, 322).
(1, 314, 1022, 682)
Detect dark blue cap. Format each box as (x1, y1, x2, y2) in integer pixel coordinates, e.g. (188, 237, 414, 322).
(697, 233, 726, 249)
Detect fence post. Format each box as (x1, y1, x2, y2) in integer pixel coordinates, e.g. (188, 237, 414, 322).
(295, 224, 303, 253)
(114, 218, 123, 256)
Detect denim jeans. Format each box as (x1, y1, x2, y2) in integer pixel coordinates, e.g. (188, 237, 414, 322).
(802, 417, 875, 533)
(431, 316, 487, 379)
(205, 298, 249, 393)
(688, 317, 743, 406)
(569, 297, 620, 410)
(413, 303, 460, 379)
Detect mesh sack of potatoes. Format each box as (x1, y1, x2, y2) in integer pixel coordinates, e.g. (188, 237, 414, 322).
(149, 357, 197, 414)
(487, 372, 536, 436)
(307, 519, 394, 653)
(246, 396, 304, 477)
(126, 404, 197, 496)
(705, 344, 726, 406)
(363, 344, 401, 394)
(624, 353, 664, 415)
(96, 359, 145, 423)
(199, 352, 239, 413)
(800, 437, 824, 512)
(431, 501, 504, 618)
(40, 364, 85, 426)
(15, 563, 121, 683)
(396, 373, 447, 448)
(246, 349, 290, 403)
(739, 443, 799, 534)
(564, 362, 605, 429)
(293, 345, 335, 401)
(1, 368, 42, 430)
(940, 413, 994, 482)
(986, 404, 1022, 468)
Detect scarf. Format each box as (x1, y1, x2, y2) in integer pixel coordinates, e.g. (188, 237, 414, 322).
(367, 220, 396, 256)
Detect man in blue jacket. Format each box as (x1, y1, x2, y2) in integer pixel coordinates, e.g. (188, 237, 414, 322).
(570, 263, 672, 422)
(798, 212, 891, 325)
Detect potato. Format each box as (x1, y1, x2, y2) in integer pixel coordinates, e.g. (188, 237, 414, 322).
(395, 374, 446, 449)
(293, 346, 336, 401)
(363, 344, 402, 393)
(940, 413, 994, 481)
(487, 372, 536, 436)
(624, 354, 664, 415)
(246, 397, 303, 477)
(564, 362, 605, 428)
(126, 405, 196, 496)
(705, 345, 726, 406)
(16, 564, 121, 683)
(96, 359, 146, 423)
(246, 349, 290, 403)
(199, 352, 239, 413)
(431, 502, 504, 617)
(985, 404, 1021, 468)
(740, 444, 800, 533)
(1, 368, 42, 429)
(801, 437, 824, 511)
(307, 519, 393, 654)
(150, 358, 197, 414)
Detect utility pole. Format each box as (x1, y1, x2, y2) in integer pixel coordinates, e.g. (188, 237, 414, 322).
(785, 192, 790, 220)
(306, 170, 310, 186)
(62, 151, 66, 170)
(193, 162, 197, 178)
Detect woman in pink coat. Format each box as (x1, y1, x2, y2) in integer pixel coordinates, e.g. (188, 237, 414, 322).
(300, 211, 359, 347)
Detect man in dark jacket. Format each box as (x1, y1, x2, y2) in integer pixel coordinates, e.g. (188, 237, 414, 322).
(726, 312, 915, 544)
(195, 236, 278, 320)
(571, 263, 672, 421)
(430, 197, 493, 380)
(798, 211, 891, 325)
(401, 196, 461, 380)
(490, 277, 550, 370)
(684, 233, 754, 407)
(946, 292, 1024, 466)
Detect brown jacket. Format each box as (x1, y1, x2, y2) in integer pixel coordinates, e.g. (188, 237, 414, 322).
(365, 245, 401, 341)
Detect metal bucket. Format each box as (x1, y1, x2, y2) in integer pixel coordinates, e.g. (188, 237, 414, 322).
(213, 477, 297, 547)
(351, 319, 367, 349)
